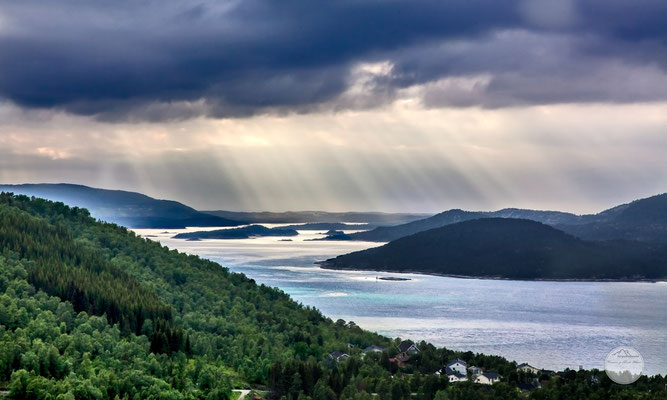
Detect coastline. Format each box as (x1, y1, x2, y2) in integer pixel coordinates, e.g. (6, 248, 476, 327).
(317, 262, 666, 283)
(138, 227, 667, 377)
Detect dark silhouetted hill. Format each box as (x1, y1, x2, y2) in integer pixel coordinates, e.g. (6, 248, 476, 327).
(321, 218, 667, 280)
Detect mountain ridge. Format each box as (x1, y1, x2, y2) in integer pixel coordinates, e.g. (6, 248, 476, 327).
(203, 210, 431, 225)
(327, 193, 667, 243)
(339, 207, 591, 242)
(0, 183, 244, 228)
(555, 193, 667, 242)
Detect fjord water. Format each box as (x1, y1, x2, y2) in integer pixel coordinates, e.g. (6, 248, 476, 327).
(136, 227, 667, 375)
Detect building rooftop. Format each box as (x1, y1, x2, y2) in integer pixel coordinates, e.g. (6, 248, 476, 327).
(397, 340, 417, 353)
(446, 358, 468, 367)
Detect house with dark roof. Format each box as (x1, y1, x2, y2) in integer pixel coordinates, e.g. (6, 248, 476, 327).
(445, 358, 467, 375)
(475, 372, 500, 385)
(397, 340, 419, 355)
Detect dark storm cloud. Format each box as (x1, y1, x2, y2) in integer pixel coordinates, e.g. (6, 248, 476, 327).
(1, 0, 666, 120)
(393, 31, 667, 108)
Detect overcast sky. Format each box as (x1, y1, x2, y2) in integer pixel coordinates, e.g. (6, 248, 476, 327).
(1, 0, 667, 213)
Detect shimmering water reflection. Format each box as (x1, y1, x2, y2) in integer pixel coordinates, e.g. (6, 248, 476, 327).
(135, 227, 667, 375)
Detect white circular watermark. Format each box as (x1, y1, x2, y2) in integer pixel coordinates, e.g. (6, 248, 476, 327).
(604, 346, 644, 384)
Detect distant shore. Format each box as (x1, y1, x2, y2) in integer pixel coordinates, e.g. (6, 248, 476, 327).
(318, 262, 666, 283)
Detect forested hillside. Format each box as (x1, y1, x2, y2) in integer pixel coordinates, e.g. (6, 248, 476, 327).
(0, 193, 387, 398)
(0, 194, 664, 399)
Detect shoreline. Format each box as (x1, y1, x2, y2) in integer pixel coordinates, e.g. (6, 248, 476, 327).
(317, 262, 666, 283)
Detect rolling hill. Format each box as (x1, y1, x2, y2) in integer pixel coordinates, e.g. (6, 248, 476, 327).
(333, 208, 588, 242)
(0, 183, 243, 228)
(323, 193, 667, 244)
(556, 193, 667, 242)
(321, 218, 667, 280)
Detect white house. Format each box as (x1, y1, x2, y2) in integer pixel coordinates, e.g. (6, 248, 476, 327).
(445, 358, 468, 375)
(475, 372, 500, 385)
(468, 366, 483, 376)
(517, 363, 540, 374)
(447, 373, 467, 383)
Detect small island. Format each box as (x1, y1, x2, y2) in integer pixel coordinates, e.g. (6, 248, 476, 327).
(173, 225, 298, 240)
(309, 230, 353, 241)
(378, 276, 411, 281)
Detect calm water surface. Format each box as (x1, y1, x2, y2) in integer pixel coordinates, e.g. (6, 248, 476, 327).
(135, 227, 667, 375)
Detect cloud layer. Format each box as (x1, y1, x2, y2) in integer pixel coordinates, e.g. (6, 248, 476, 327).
(2, 101, 667, 213)
(2, 0, 667, 120)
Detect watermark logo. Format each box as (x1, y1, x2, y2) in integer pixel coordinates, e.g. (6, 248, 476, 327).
(604, 346, 644, 384)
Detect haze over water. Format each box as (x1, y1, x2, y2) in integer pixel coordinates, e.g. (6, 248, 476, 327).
(136, 227, 667, 376)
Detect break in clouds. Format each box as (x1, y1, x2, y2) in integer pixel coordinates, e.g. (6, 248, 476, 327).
(1, 0, 667, 121)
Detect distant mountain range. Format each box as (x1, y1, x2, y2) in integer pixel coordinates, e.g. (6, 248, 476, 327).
(321, 218, 667, 280)
(4, 183, 667, 249)
(280, 222, 371, 231)
(203, 210, 430, 225)
(0, 183, 243, 228)
(336, 208, 586, 242)
(554, 194, 667, 242)
(323, 193, 667, 243)
(0, 183, 429, 229)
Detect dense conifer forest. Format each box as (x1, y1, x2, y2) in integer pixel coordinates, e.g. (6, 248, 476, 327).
(0, 193, 665, 399)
